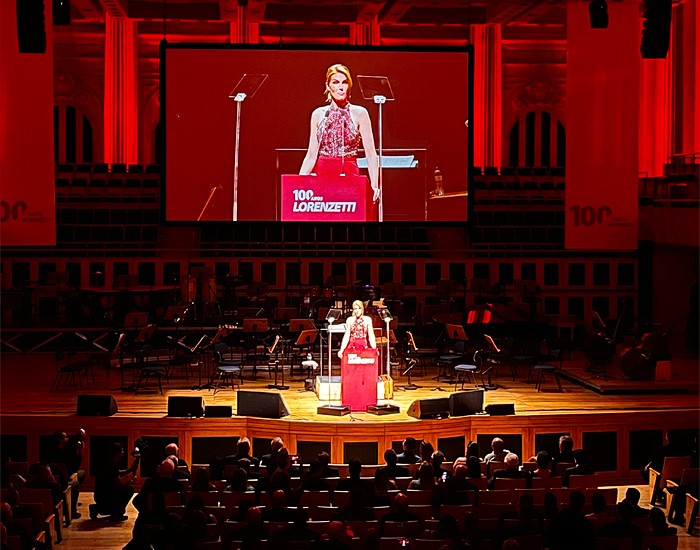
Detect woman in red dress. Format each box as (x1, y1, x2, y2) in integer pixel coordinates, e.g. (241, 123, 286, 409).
(299, 64, 380, 204)
(338, 300, 377, 357)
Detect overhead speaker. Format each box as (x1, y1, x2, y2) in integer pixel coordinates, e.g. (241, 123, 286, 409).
(449, 389, 484, 416)
(167, 396, 204, 418)
(641, 0, 672, 59)
(16, 0, 47, 54)
(76, 394, 118, 416)
(205, 405, 232, 418)
(485, 403, 515, 416)
(588, 0, 609, 29)
(237, 391, 289, 419)
(52, 0, 70, 25)
(407, 397, 450, 420)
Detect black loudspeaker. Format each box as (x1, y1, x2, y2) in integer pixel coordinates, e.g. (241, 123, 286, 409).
(76, 394, 118, 416)
(641, 0, 672, 59)
(205, 405, 232, 418)
(588, 0, 609, 29)
(449, 389, 484, 416)
(167, 396, 204, 418)
(237, 391, 289, 419)
(407, 398, 450, 420)
(485, 403, 515, 416)
(52, 0, 70, 25)
(16, 0, 47, 54)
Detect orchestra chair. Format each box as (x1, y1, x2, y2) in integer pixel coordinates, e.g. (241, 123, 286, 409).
(663, 468, 699, 517)
(454, 363, 478, 390)
(648, 456, 691, 505)
(211, 343, 242, 393)
(686, 493, 698, 534)
(19, 488, 62, 545)
(533, 360, 563, 392)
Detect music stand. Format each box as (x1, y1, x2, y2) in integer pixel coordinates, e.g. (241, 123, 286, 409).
(229, 73, 269, 220)
(266, 335, 288, 390)
(243, 318, 269, 333)
(357, 75, 395, 222)
(289, 319, 315, 333)
(124, 312, 149, 329)
(294, 329, 319, 347)
(445, 324, 468, 341)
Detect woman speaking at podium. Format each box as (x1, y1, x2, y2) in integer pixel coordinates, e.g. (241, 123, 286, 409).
(299, 64, 380, 205)
(338, 300, 378, 411)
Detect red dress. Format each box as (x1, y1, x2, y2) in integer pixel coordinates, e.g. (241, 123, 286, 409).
(342, 316, 378, 411)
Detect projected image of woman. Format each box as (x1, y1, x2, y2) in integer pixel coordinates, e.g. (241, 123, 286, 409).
(299, 64, 380, 204)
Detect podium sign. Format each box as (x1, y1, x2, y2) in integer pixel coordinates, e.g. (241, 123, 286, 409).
(281, 175, 375, 222)
(341, 349, 379, 411)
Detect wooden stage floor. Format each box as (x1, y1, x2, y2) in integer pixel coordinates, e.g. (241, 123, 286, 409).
(1, 351, 697, 421)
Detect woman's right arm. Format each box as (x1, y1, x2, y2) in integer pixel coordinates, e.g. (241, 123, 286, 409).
(299, 109, 322, 175)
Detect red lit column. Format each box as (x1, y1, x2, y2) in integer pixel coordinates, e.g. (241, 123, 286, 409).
(471, 24, 502, 170)
(104, 14, 138, 164)
(229, 6, 259, 44)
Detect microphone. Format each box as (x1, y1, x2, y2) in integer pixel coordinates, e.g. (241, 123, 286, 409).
(340, 118, 346, 176)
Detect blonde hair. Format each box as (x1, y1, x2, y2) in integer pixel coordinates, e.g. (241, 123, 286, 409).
(325, 64, 352, 102)
(351, 300, 364, 314)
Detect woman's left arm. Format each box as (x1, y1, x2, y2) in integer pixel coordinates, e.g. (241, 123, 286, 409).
(366, 316, 377, 349)
(356, 107, 380, 202)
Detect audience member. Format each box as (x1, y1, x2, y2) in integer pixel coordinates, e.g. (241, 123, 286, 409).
(165, 443, 190, 478)
(378, 448, 409, 479)
(466, 441, 481, 461)
(585, 491, 611, 521)
(261, 489, 302, 522)
(562, 449, 594, 487)
(465, 455, 484, 479)
(532, 450, 552, 478)
(0, 501, 32, 550)
(91, 443, 138, 522)
(190, 466, 216, 493)
(25, 463, 63, 506)
(488, 453, 531, 489)
(132, 458, 182, 513)
(431, 450, 450, 480)
(552, 435, 575, 474)
(437, 464, 477, 505)
(379, 492, 421, 535)
(408, 462, 437, 490)
(317, 451, 340, 478)
(299, 460, 331, 492)
(649, 506, 677, 536)
(336, 457, 368, 492)
(46, 429, 86, 520)
(419, 440, 435, 463)
(224, 467, 254, 492)
(225, 437, 261, 472)
(597, 499, 644, 550)
(619, 487, 649, 518)
(231, 506, 268, 550)
(484, 437, 509, 463)
(338, 486, 375, 521)
(260, 437, 284, 469)
(369, 467, 396, 506)
(546, 490, 595, 550)
(396, 437, 421, 464)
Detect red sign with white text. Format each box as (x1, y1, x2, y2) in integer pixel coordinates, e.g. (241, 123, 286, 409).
(281, 175, 376, 222)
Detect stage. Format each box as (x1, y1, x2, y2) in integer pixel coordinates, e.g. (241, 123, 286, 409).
(0, 351, 697, 486)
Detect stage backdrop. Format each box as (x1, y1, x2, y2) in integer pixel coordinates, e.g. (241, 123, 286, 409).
(0, 0, 56, 245)
(565, 1, 639, 250)
(164, 46, 470, 223)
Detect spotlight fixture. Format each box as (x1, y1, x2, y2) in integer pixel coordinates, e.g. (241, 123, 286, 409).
(589, 0, 608, 29)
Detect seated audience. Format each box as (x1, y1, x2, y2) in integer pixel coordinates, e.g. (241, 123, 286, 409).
(408, 462, 437, 490)
(190, 466, 216, 493)
(619, 487, 649, 518)
(649, 506, 677, 536)
(532, 450, 552, 478)
(562, 449, 595, 487)
(225, 437, 261, 472)
(419, 440, 435, 463)
(378, 448, 409, 479)
(379, 492, 421, 535)
(396, 437, 421, 464)
(488, 452, 531, 489)
(91, 443, 138, 522)
(597, 499, 644, 550)
(165, 442, 190, 479)
(298, 460, 332, 492)
(546, 490, 595, 550)
(46, 429, 86, 520)
(225, 467, 254, 493)
(317, 451, 340, 478)
(132, 458, 182, 513)
(552, 435, 575, 474)
(336, 457, 368, 492)
(484, 437, 509, 463)
(24, 462, 63, 507)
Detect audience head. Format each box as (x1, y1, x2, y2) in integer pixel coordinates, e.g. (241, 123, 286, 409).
(559, 435, 574, 454)
(491, 437, 505, 452)
(431, 450, 445, 471)
(317, 451, 331, 467)
(384, 448, 398, 466)
(591, 491, 606, 513)
(374, 467, 391, 488)
(237, 437, 251, 455)
(157, 458, 175, 478)
(237, 457, 251, 473)
(392, 492, 409, 512)
(403, 437, 417, 452)
(227, 467, 249, 491)
(420, 440, 434, 462)
(276, 447, 290, 470)
(307, 460, 323, 478)
(536, 450, 551, 469)
(502, 539, 520, 550)
(270, 437, 284, 453)
(418, 462, 435, 484)
(108, 442, 124, 461)
(649, 506, 668, 533)
(617, 500, 633, 522)
(165, 443, 179, 457)
(245, 506, 262, 524)
(191, 467, 211, 487)
(518, 493, 535, 508)
(0, 502, 12, 524)
(454, 464, 468, 479)
(271, 489, 286, 507)
(569, 490, 585, 513)
(625, 487, 641, 505)
(348, 457, 362, 477)
(466, 456, 482, 478)
(52, 431, 69, 449)
(504, 452, 520, 469)
(466, 441, 480, 458)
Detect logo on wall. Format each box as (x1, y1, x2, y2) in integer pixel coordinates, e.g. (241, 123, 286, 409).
(0, 200, 50, 223)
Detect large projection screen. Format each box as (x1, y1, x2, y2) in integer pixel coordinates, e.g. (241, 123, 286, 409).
(164, 46, 471, 223)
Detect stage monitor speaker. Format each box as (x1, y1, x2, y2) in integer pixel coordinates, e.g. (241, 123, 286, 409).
(16, 0, 47, 54)
(76, 394, 118, 416)
(167, 396, 204, 418)
(485, 403, 515, 416)
(407, 397, 450, 420)
(237, 391, 289, 419)
(205, 405, 232, 418)
(449, 389, 484, 416)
